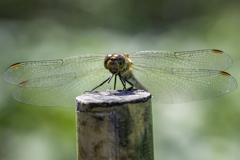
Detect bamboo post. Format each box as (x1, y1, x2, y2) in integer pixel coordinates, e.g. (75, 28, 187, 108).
(75, 90, 153, 160)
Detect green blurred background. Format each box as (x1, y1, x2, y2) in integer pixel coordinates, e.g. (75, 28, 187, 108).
(0, 0, 240, 160)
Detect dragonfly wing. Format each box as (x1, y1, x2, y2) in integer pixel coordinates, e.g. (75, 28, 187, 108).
(12, 67, 111, 107)
(129, 49, 233, 71)
(4, 53, 113, 107)
(130, 64, 237, 103)
(3, 54, 106, 86)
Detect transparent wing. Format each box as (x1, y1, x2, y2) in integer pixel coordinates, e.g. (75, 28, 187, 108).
(3, 54, 114, 107)
(3, 54, 106, 86)
(130, 66, 237, 103)
(129, 49, 237, 103)
(12, 68, 111, 107)
(129, 49, 233, 71)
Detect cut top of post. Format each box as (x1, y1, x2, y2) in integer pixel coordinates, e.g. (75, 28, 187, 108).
(76, 90, 151, 112)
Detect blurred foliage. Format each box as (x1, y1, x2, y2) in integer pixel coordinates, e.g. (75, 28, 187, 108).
(1, 0, 238, 34)
(0, 0, 240, 160)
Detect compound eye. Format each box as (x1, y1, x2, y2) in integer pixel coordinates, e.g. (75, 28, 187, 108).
(114, 54, 125, 70)
(105, 54, 114, 61)
(104, 54, 114, 69)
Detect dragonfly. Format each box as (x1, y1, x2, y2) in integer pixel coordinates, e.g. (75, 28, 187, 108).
(3, 49, 237, 108)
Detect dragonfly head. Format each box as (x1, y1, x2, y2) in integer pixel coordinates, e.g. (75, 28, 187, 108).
(104, 54, 126, 74)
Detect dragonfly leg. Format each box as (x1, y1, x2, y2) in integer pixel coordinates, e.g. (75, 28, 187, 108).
(125, 79, 133, 91)
(114, 75, 117, 90)
(84, 76, 111, 93)
(119, 75, 126, 90)
(119, 73, 133, 91)
(107, 74, 114, 90)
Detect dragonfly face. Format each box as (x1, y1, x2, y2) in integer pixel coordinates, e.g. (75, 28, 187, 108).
(88, 53, 133, 92)
(3, 49, 238, 107)
(104, 54, 126, 74)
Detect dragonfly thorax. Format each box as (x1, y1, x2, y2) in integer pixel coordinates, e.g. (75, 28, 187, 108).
(104, 54, 126, 74)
